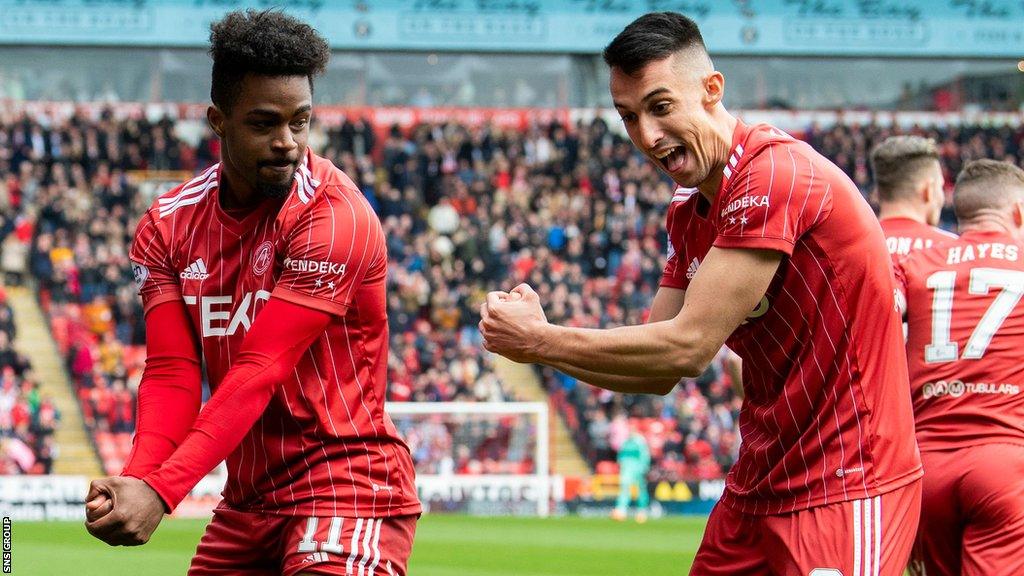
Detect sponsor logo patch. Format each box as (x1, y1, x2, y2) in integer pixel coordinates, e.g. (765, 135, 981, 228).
(131, 261, 149, 291)
(180, 258, 210, 281)
(721, 195, 769, 218)
(283, 258, 346, 277)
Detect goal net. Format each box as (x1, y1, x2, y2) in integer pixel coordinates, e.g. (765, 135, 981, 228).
(387, 402, 551, 517)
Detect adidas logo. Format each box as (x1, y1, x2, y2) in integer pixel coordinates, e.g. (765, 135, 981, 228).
(686, 257, 700, 280)
(180, 258, 210, 281)
(302, 552, 330, 563)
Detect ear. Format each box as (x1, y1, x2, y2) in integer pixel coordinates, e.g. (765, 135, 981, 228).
(919, 176, 935, 204)
(703, 71, 725, 109)
(1015, 200, 1024, 229)
(207, 106, 225, 138)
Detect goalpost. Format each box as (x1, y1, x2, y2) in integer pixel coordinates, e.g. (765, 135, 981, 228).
(387, 402, 551, 517)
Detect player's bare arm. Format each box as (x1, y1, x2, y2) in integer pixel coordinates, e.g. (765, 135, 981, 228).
(480, 246, 781, 394)
(510, 286, 688, 394)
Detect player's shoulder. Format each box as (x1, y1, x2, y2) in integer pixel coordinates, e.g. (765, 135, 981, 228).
(290, 151, 361, 205)
(667, 188, 712, 229)
(930, 225, 959, 241)
(137, 163, 220, 233)
(899, 236, 962, 277)
(277, 152, 378, 232)
(879, 217, 922, 235)
(729, 122, 822, 182)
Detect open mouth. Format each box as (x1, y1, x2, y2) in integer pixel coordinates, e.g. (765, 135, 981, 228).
(654, 145, 687, 173)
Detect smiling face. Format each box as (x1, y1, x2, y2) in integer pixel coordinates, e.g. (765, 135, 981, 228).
(610, 51, 729, 190)
(208, 74, 313, 202)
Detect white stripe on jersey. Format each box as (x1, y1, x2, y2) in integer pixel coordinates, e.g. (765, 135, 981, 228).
(158, 164, 217, 206)
(357, 518, 376, 576)
(160, 178, 217, 218)
(863, 496, 873, 576)
(158, 165, 218, 216)
(852, 495, 884, 576)
(853, 497, 862, 576)
(346, 518, 364, 575)
(366, 518, 383, 574)
(873, 496, 882, 576)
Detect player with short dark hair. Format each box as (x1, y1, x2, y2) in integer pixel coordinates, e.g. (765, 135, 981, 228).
(896, 159, 1024, 576)
(83, 10, 421, 575)
(481, 12, 921, 575)
(870, 135, 956, 259)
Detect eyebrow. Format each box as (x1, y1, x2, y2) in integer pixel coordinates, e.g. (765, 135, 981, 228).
(612, 87, 672, 110)
(246, 104, 313, 118)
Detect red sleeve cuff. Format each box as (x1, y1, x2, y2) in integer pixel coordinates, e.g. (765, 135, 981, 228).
(141, 473, 180, 514)
(143, 293, 183, 316)
(659, 274, 689, 290)
(714, 235, 795, 256)
(272, 286, 350, 317)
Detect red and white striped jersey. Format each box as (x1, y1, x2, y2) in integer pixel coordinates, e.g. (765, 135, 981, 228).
(879, 216, 957, 262)
(662, 121, 922, 515)
(129, 149, 421, 518)
(895, 230, 1024, 452)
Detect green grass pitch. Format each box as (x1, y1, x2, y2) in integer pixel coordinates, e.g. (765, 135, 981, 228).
(12, 515, 706, 575)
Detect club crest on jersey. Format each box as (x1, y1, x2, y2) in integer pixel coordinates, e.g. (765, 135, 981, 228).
(721, 195, 769, 218)
(252, 241, 274, 276)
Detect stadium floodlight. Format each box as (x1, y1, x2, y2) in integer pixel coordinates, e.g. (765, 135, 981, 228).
(388, 402, 551, 518)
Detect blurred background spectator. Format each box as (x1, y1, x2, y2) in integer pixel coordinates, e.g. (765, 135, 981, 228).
(1, 106, 1022, 478)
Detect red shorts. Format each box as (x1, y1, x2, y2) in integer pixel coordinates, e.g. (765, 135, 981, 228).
(188, 505, 418, 576)
(690, 480, 921, 576)
(910, 444, 1024, 576)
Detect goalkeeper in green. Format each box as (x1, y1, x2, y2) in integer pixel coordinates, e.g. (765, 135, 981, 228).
(612, 422, 652, 523)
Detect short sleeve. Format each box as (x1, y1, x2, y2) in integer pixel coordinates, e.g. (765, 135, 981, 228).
(272, 186, 384, 316)
(129, 211, 181, 314)
(660, 246, 688, 290)
(892, 257, 909, 317)
(714, 143, 831, 256)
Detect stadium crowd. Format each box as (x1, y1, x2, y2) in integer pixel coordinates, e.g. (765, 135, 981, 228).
(0, 284, 60, 474)
(1, 107, 1023, 480)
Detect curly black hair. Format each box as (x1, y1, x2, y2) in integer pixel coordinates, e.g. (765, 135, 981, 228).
(209, 9, 330, 113)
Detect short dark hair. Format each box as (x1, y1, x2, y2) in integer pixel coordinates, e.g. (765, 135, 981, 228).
(869, 136, 940, 203)
(602, 12, 706, 75)
(954, 159, 1024, 221)
(209, 9, 330, 113)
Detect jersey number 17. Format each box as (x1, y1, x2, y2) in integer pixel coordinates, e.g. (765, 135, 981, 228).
(925, 267, 1024, 363)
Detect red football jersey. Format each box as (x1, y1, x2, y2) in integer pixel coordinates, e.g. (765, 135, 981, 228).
(895, 229, 1024, 452)
(662, 122, 921, 515)
(879, 216, 957, 261)
(129, 150, 421, 518)
(661, 187, 715, 290)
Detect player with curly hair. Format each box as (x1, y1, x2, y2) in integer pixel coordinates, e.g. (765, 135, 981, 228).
(83, 10, 421, 575)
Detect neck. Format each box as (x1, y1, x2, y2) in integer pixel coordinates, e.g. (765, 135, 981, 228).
(697, 108, 738, 202)
(878, 203, 927, 224)
(219, 162, 262, 211)
(959, 214, 1017, 237)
